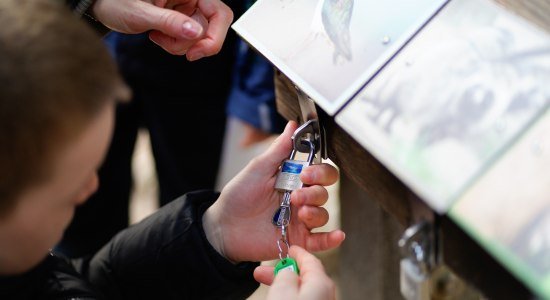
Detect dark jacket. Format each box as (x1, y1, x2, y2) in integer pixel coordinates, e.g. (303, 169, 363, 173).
(0, 191, 259, 299)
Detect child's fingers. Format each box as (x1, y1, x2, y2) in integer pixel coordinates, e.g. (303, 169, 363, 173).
(297, 206, 329, 230)
(300, 164, 339, 186)
(292, 185, 329, 207)
(304, 230, 346, 253)
(252, 121, 297, 173)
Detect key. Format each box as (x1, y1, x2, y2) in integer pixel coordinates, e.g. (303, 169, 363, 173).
(274, 257, 300, 275)
(272, 205, 291, 227)
(272, 192, 292, 227)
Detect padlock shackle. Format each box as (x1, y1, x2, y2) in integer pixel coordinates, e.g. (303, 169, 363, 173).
(292, 120, 321, 154)
(288, 148, 297, 160)
(289, 139, 315, 163)
(304, 139, 315, 163)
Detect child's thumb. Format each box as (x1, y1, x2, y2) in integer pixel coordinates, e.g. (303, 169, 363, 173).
(255, 121, 297, 170)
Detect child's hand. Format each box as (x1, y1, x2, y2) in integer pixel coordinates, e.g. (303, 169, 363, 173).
(203, 121, 345, 263)
(256, 246, 336, 300)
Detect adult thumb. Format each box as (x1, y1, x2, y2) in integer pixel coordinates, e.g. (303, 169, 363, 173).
(144, 5, 204, 40)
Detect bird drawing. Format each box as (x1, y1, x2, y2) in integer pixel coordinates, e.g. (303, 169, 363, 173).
(284, 0, 354, 65)
(321, 0, 354, 64)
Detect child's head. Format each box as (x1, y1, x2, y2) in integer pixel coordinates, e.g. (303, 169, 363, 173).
(0, 0, 129, 274)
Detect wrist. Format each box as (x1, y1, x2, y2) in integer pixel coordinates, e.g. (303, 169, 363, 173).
(202, 205, 238, 264)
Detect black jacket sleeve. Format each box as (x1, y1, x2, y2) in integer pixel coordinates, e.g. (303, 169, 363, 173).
(65, 0, 94, 16)
(64, 0, 109, 35)
(83, 190, 260, 299)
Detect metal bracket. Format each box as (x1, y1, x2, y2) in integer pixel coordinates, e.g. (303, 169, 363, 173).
(295, 88, 317, 123)
(399, 221, 435, 275)
(292, 119, 321, 152)
(294, 86, 328, 163)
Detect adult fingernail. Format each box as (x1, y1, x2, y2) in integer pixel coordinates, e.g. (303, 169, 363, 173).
(182, 21, 202, 39)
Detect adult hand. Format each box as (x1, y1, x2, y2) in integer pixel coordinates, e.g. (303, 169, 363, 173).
(203, 121, 345, 263)
(91, 0, 233, 60)
(258, 246, 336, 300)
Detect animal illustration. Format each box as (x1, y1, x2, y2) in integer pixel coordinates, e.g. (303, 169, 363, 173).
(364, 26, 549, 151)
(285, 0, 354, 65)
(511, 206, 550, 276)
(321, 0, 354, 64)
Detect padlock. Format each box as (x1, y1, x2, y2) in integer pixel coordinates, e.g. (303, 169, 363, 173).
(274, 139, 315, 191)
(400, 257, 431, 300)
(398, 222, 434, 300)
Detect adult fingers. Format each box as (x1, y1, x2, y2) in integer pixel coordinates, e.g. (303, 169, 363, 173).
(288, 246, 325, 274)
(266, 268, 299, 300)
(300, 164, 339, 187)
(148, 6, 211, 55)
(149, 31, 195, 55)
(289, 246, 336, 300)
(186, 0, 233, 60)
(142, 3, 204, 39)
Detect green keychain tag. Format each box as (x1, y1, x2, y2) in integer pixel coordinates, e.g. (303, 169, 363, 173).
(274, 257, 300, 275)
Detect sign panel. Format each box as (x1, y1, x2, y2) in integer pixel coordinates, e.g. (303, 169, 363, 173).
(233, 0, 449, 115)
(450, 109, 550, 299)
(336, 0, 550, 213)
(337, 1, 549, 295)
